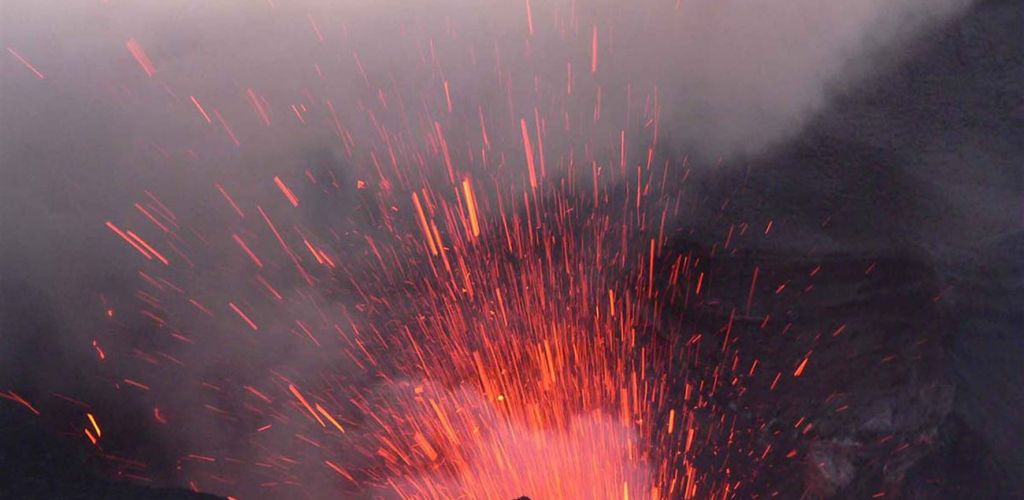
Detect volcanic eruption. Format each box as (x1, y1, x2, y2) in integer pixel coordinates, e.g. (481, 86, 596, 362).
(2, 0, 1021, 498)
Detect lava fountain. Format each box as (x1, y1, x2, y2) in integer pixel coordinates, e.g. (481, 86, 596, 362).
(2, 0, 783, 498)
(93, 154, 724, 499)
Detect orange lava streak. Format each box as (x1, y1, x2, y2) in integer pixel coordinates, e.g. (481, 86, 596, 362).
(412, 192, 439, 256)
(232, 234, 263, 268)
(6, 47, 45, 79)
(289, 384, 325, 427)
(215, 183, 245, 218)
(324, 460, 355, 482)
(524, 0, 534, 36)
(520, 118, 537, 190)
(125, 230, 169, 265)
(273, 176, 300, 207)
(434, 121, 456, 182)
(794, 351, 812, 377)
(316, 404, 347, 433)
(213, 109, 240, 147)
(135, 203, 170, 233)
(257, 205, 314, 285)
(105, 221, 153, 260)
(443, 80, 453, 113)
(123, 379, 150, 391)
(461, 178, 481, 238)
(247, 88, 271, 125)
(190, 96, 212, 123)
(228, 302, 258, 331)
(87, 412, 102, 438)
(124, 38, 155, 77)
(1, 390, 40, 415)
